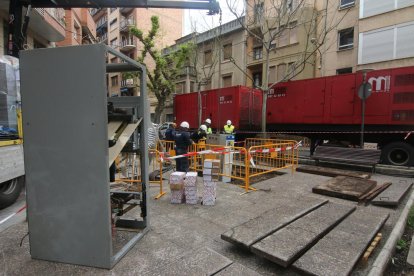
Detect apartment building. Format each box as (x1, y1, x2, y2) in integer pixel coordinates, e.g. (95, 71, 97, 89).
(91, 7, 183, 120)
(320, 0, 414, 76)
(161, 18, 247, 121)
(57, 9, 96, 47)
(0, 6, 66, 55)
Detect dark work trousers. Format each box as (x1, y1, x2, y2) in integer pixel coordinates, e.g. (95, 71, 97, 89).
(175, 148, 189, 172)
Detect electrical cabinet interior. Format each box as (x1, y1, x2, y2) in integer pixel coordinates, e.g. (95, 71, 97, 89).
(20, 44, 149, 269)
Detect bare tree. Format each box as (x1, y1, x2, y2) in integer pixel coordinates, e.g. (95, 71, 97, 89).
(226, 0, 351, 132)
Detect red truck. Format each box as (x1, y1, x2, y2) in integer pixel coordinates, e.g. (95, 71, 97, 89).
(174, 66, 414, 166)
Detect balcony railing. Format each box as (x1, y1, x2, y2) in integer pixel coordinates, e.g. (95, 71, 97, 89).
(96, 16, 108, 30)
(120, 38, 136, 51)
(120, 18, 136, 32)
(97, 33, 108, 43)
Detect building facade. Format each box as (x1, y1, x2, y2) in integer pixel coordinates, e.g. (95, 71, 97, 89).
(320, 0, 414, 76)
(57, 8, 96, 47)
(91, 7, 183, 121)
(0, 6, 66, 55)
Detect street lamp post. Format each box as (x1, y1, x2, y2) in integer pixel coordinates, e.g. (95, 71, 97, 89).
(357, 69, 373, 148)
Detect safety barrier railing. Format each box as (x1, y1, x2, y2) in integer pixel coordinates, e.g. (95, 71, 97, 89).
(247, 142, 297, 188)
(114, 149, 166, 199)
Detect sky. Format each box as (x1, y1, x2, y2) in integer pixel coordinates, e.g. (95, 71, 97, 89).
(183, 0, 245, 35)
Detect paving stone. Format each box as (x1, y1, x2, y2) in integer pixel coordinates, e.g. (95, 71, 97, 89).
(312, 176, 377, 201)
(214, 262, 262, 276)
(371, 181, 413, 207)
(154, 247, 232, 276)
(221, 197, 328, 248)
(293, 209, 389, 276)
(297, 165, 371, 179)
(251, 203, 355, 267)
(407, 234, 414, 266)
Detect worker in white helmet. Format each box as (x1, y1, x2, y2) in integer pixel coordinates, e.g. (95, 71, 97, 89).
(174, 121, 192, 172)
(205, 118, 213, 134)
(224, 120, 235, 134)
(191, 124, 208, 143)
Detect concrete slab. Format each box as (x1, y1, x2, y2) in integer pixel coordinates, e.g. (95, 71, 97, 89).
(221, 197, 328, 249)
(313, 176, 377, 201)
(251, 203, 355, 267)
(155, 247, 232, 276)
(214, 262, 262, 276)
(293, 208, 389, 276)
(297, 165, 371, 179)
(371, 181, 413, 207)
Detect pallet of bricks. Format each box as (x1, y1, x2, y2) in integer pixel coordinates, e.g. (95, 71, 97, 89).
(202, 159, 220, 206)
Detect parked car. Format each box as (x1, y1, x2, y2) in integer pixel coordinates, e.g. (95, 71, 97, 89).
(158, 122, 175, 139)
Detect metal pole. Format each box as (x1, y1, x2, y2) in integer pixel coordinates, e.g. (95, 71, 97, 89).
(360, 72, 367, 148)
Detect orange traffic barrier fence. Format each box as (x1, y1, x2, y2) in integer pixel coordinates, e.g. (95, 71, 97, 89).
(114, 149, 166, 199)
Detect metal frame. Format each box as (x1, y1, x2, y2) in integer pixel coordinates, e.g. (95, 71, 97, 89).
(20, 44, 149, 269)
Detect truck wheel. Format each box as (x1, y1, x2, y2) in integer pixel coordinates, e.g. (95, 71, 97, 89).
(0, 178, 23, 209)
(382, 142, 414, 166)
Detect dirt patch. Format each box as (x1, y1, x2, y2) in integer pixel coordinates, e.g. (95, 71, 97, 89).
(385, 206, 414, 275)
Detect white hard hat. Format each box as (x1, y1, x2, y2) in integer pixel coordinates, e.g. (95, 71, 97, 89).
(200, 124, 207, 131)
(205, 118, 211, 124)
(180, 121, 190, 128)
(227, 120, 232, 125)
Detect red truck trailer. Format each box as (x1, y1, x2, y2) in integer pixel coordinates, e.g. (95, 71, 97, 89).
(174, 85, 262, 131)
(267, 66, 414, 166)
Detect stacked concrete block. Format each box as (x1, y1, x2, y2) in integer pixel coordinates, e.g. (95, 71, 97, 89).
(169, 172, 186, 204)
(184, 172, 198, 204)
(203, 159, 220, 206)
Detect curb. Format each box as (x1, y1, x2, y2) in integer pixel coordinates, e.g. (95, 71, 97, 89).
(368, 189, 414, 276)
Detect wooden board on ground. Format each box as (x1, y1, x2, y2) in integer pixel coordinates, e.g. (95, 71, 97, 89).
(221, 198, 328, 249)
(251, 203, 355, 267)
(297, 165, 371, 179)
(312, 176, 377, 201)
(293, 209, 389, 276)
(371, 181, 413, 207)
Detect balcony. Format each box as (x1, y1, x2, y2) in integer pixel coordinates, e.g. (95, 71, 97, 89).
(81, 9, 96, 40)
(96, 16, 108, 31)
(97, 33, 108, 44)
(121, 79, 135, 88)
(90, 8, 106, 19)
(120, 7, 134, 15)
(120, 18, 136, 32)
(28, 8, 66, 42)
(120, 39, 136, 52)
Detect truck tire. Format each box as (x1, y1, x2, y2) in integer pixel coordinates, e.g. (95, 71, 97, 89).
(381, 142, 414, 166)
(0, 177, 23, 209)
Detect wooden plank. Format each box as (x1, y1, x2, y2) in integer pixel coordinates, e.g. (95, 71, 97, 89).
(221, 198, 328, 249)
(108, 121, 123, 140)
(297, 165, 371, 179)
(358, 182, 391, 202)
(312, 176, 377, 201)
(108, 121, 139, 167)
(371, 181, 413, 207)
(293, 209, 389, 276)
(251, 203, 355, 267)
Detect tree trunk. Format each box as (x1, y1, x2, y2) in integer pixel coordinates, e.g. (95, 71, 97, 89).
(154, 98, 165, 124)
(197, 82, 202, 126)
(261, 46, 271, 134)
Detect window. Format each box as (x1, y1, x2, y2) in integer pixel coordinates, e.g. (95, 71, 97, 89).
(338, 28, 354, 50)
(253, 47, 262, 60)
(111, 76, 118, 86)
(204, 81, 212, 90)
(204, 50, 212, 65)
(336, 67, 353, 74)
(360, 0, 414, 18)
(175, 82, 185, 94)
(287, 62, 295, 78)
(110, 18, 117, 30)
(254, 2, 264, 22)
(340, 0, 355, 8)
(223, 44, 232, 61)
(110, 38, 117, 48)
(253, 72, 262, 87)
(274, 22, 297, 48)
(268, 66, 276, 83)
(277, 63, 286, 81)
(359, 22, 414, 64)
(222, 75, 232, 87)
